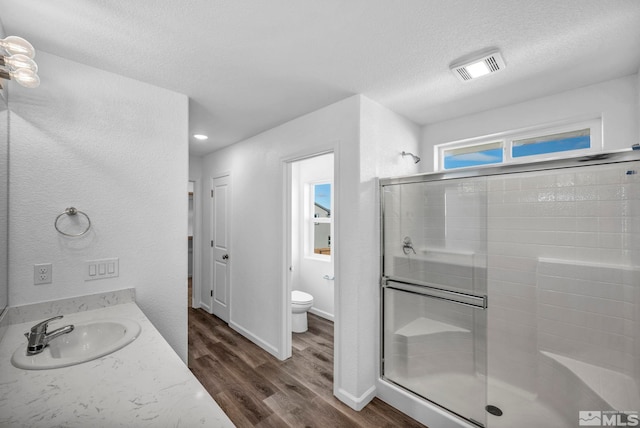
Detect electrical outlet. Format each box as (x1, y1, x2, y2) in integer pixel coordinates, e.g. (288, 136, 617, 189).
(34, 263, 52, 285)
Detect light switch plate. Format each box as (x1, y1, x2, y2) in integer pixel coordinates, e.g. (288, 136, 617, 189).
(85, 258, 119, 281)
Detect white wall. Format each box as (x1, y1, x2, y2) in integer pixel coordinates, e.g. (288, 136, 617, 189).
(200, 95, 360, 358)
(189, 155, 203, 182)
(351, 96, 421, 405)
(422, 74, 639, 172)
(199, 94, 421, 409)
(9, 52, 189, 360)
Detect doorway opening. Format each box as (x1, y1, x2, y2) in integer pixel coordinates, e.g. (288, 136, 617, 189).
(188, 180, 195, 307)
(287, 152, 335, 358)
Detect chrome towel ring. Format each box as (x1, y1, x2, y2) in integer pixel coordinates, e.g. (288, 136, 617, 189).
(54, 207, 91, 237)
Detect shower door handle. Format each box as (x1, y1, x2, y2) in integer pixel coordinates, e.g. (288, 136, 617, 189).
(384, 279, 487, 309)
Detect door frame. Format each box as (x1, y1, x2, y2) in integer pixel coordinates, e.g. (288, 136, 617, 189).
(282, 148, 337, 360)
(190, 178, 201, 309)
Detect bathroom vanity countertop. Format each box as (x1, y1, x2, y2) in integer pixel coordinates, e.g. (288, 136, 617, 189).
(0, 302, 235, 427)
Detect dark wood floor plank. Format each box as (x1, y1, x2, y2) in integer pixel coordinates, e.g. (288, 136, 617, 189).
(292, 330, 332, 358)
(253, 412, 290, 428)
(207, 342, 278, 401)
(255, 360, 317, 402)
(187, 306, 428, 428)
(308, 395, 362, 428)
(190, 354, 242, 397)
(216, 385, 274, 425)
(279, 353, 334, 400)
(214, 390, 261, 428)
(213, 325, 273, 369)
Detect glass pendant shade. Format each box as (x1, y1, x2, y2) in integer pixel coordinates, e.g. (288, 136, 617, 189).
(10, 68, 40, 88)
(0, 36, 36, 59)
(2, 54, 37, 72)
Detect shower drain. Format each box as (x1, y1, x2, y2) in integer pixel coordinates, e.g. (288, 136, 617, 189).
(485, 405, 503, 417)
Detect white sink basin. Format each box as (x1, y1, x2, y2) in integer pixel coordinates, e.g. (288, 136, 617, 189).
(11, 318, 141, 370)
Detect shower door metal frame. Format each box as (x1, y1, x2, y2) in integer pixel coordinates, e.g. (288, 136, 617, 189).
(378, 149, 640, 426)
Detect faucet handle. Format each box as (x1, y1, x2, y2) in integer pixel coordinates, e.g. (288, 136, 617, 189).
(29, 315, 64, 334)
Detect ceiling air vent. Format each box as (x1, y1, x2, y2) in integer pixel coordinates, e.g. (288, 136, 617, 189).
(450, 50, 506, 82)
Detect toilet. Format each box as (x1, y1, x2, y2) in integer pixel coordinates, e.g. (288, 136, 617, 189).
(291, 290, 314, 333)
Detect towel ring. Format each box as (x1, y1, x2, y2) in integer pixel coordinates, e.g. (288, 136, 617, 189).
(54, 207, 91, 237)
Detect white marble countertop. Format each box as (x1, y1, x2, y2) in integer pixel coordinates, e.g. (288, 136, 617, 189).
(0, 302, 235, 427)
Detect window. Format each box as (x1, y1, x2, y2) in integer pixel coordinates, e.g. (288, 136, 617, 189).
(308, 182, 332, 258)
(436, 118, 601, 171)
(512, 128, 590, 158)
(443, 141, 503, 169)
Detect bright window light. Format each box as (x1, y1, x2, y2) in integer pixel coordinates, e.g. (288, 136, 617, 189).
(436, 118, 601, 171)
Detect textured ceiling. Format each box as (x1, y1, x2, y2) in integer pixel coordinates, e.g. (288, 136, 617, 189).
(1, 0, 639, 155)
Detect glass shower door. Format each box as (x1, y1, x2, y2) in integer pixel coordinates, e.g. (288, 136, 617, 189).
(381, 178, 488, 427)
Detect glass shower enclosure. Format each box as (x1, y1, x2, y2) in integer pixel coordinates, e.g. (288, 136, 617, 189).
(380, 151, 640, 428)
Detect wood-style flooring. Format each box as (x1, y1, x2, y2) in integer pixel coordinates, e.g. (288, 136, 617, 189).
(187, 304, 427, 427)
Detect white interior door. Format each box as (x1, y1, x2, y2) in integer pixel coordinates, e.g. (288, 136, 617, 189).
(210, 175, 230, 322)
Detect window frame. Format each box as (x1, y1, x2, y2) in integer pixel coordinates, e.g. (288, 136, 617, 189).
(435, 118, 602, 171)
(305, 180, 333, 262)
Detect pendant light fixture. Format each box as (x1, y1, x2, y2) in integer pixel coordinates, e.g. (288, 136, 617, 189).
(0, 35, 40, 88)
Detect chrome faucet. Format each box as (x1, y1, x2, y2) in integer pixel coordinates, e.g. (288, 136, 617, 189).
(24, 315, 74, 355)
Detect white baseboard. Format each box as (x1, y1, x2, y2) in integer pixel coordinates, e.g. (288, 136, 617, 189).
(309, 307, 334, 322)
(335, 385, 376, 411)
(199, 301, 211, 313)
(229, 320, 282, 360)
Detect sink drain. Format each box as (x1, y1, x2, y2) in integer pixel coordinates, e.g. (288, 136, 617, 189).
(486, 405, 503, 416)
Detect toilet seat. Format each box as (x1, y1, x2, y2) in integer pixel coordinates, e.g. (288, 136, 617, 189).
(292, 290, 313, 304)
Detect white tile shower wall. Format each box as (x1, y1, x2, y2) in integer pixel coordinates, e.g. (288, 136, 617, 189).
(384, 288, 476, 379)
(486, 161, 640, 394)
(636, 274, 640, 398)
(386, 177, 489, 389)
(387, 179, 487, 330)
(383, 183, 425, 277)
(537, 259, 638, 375)
(388, 179, 487, 289)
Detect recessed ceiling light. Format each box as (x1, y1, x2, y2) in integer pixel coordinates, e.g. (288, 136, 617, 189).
(450, 50, 506, 82)
(193, 134, 208, 141)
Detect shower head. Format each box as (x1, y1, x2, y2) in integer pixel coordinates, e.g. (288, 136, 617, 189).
(402, 151, 421, 164)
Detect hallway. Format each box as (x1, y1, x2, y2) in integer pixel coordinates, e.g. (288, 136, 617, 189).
(187, 307, 427, 427)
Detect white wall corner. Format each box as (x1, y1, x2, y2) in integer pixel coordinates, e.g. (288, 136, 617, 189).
(327, 95, 423, 413)
(335, 385, 377, 411)
(229, 320, 282, 359)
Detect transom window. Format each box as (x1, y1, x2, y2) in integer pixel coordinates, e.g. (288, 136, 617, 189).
(436, 118, 602, 171)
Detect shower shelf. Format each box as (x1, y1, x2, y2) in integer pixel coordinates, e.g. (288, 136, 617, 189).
(394, 317, 470, 338)
(541, 351, 640, 411)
